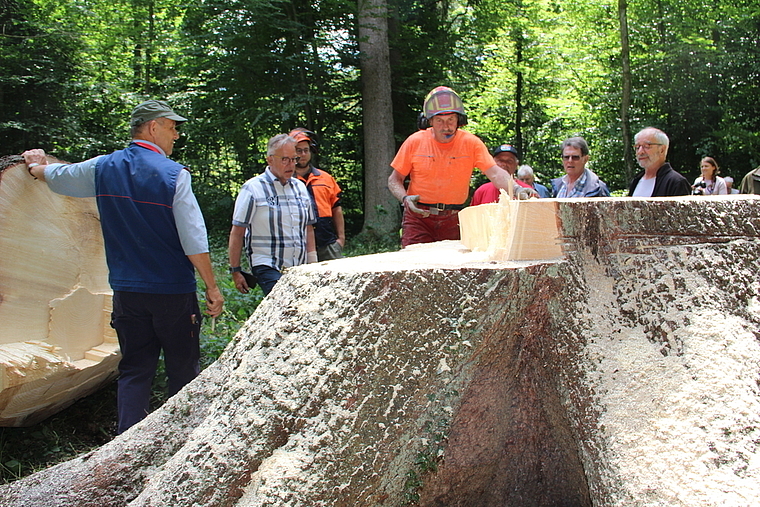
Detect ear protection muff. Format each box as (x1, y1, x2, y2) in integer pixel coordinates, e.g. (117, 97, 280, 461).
(417, 112, 429, 130)
(417, 113, 468, 130)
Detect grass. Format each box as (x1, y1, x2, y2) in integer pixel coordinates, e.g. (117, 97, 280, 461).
(0, 235, 397, 485)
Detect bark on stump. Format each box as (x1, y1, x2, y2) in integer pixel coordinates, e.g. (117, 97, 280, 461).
(1, 196, 759, 506)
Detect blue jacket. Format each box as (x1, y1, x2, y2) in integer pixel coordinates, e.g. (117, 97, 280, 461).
(552, 169, 610, 197)
(95, 143, 196, 294)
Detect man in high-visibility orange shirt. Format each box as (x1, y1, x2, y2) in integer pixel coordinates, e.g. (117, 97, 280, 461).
(290, 128, 345, 261)
(388, 86, 514, 247)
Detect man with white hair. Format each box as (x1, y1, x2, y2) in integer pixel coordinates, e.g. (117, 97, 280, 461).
(228, 134, 317, 296)
(628, 127, 690, 197)
(517, 165, 551, 198)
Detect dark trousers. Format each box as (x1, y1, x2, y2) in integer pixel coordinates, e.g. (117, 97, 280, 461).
(112, 291, 201, 434)
(252, 265, 283, 295)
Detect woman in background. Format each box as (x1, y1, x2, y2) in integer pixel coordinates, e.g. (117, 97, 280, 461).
(692, 157, 728, 195)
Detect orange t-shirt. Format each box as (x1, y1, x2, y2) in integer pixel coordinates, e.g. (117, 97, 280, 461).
(391, 129, 496, 204)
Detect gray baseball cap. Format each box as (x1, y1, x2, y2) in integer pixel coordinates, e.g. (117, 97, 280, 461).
(130, 100, 188, 127)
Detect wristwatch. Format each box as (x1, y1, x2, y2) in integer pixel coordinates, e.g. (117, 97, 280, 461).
(229, 266, 242, 274)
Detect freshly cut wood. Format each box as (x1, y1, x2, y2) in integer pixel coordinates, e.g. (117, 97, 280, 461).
(459, 195, 563, 260)
(1, 195, 759, 506)
(0, 156, 118, 427)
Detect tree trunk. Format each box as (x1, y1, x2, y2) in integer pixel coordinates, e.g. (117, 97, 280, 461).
(2, 195, 760, 506)
(357, 0, 399, 239)
(514, 22, 524, 154)
(618, 0, 634, 182)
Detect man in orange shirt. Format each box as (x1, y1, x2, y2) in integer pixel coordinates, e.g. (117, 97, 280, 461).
(290, 128, 345, 260)
(387, 86, 514, 247)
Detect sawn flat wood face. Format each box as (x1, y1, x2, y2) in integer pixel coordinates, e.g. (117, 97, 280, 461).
(0, 160, 118, 427)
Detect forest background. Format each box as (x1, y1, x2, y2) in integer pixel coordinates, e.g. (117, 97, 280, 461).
(3, 0, 760, 241)
(1, 0, 760, 483)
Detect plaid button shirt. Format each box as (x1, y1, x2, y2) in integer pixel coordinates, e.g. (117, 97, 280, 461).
(232, 168, 316, 271)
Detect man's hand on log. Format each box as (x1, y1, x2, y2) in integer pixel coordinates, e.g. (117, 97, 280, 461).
(22, 149, 47, 166)
(22, 149, 48, 179)
(515, 186, 539, 200)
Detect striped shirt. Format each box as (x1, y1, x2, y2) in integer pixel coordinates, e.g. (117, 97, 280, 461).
(232, 167, 316, 271)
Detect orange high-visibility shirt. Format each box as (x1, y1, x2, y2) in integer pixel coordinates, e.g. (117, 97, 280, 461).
(391, 129, 495, 205)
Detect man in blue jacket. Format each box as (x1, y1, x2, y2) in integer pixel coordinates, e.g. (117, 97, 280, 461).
(23, 100, 223, 433)
(552, 136, 610, 198)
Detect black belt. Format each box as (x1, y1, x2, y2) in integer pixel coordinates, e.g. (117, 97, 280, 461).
(417, 202, 466, 211)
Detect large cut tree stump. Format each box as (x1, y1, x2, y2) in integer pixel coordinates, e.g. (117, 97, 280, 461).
(1, 196, 759, 506)
(0, 157, 118, 427)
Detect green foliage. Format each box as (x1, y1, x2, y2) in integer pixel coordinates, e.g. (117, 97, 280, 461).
(0, 0, 83, 154)
(5, 0, 760, 217)
(401, 415, 449, 505)
(3, 0, 760, 486)
(344, 229, 400, 256)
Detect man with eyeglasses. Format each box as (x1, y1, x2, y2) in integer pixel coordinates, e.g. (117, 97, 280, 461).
(551, 136, 610, 198)
(228, 133, 317, 296)
(628, 127, 690, 197)
(290, 128, 345, 261)
(23, 100, 224, 434)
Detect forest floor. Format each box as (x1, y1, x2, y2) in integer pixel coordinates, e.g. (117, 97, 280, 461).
(0, 381, 119, 483)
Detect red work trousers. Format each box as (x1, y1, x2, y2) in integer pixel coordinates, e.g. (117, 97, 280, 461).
(400, 206, 461, 248)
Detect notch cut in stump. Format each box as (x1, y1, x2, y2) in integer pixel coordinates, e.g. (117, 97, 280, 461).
(0, 156, 118, 427)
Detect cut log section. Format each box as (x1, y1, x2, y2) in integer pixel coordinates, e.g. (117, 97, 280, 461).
(0, 156, 118, 427)
(459, 194, 563, 260)
(2, 195, 759, 506)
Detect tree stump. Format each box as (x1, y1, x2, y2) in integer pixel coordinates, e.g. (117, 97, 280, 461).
(1, 195, 759, 506)
(0, 157, 118, 427)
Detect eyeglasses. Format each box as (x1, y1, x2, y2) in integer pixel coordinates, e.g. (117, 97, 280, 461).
(276, 156, 300, 165)
(562, 155, 581, 161)
(296, 147, 310, 155)
(634, 142, 663, 151)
